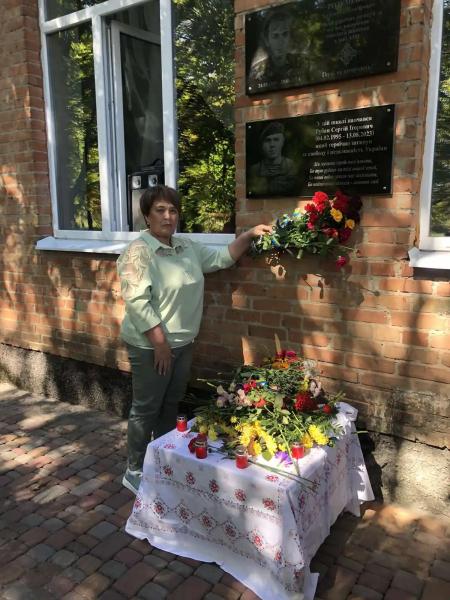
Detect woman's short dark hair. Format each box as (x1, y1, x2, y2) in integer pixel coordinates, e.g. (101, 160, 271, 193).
(139, 185, 181, 218)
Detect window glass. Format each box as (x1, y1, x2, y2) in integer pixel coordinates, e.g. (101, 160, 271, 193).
(431, 0, 450, 237)
(119, 32, 164, 176)
(47, 23, 101, 230)
(45, 1, 105, 21)
(174, 0, 235, 233)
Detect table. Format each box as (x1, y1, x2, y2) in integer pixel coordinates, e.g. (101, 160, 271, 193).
(126, 402, 374, 600)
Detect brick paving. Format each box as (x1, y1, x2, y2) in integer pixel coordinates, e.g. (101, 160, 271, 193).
(1, 382, 449, 600)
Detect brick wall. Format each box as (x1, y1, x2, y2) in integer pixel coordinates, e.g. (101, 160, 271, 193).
(0, 0, 448, 448)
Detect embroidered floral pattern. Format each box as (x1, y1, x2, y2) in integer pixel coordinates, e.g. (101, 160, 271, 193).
(117, 240, 152, 300)
(185, 471, 196, 486)
(199, 511, 216, 530)
(209, 479, 219, 493)
(163, 465, 173, 477)
(249, 530, 264, 549)
(176, 504, 193, 523)
(151, 499, 168, 518)
(234, 489, 246, 502)
(262, 498, 276, 511)
(223, 522, 238, 539)
(164, 443, 176, 449)
(265, 474, 279, 482)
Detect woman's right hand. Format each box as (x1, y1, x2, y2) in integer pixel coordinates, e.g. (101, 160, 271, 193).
(153, 341, 173, 376)
(145, 324, 173, 375)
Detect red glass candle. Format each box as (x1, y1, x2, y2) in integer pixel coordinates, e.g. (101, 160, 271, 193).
(291, 442, 305, 460)
(176, 415, 188, 432)
(235, 445, 249, 469)
(195, 438, 208, 459)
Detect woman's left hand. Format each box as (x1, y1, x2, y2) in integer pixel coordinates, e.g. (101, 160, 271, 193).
(246, 224, 273, 239)
(228, 223, 274, 261)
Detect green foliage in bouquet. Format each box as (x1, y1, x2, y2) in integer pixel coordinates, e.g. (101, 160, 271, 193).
(250, 191, 363, 268)
(191, 347, 344, 463)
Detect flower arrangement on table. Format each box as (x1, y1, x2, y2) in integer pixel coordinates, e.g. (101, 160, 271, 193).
(250, 190, 363, 268)
(188, 342, 345, 481)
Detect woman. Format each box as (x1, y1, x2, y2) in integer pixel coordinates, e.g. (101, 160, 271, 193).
(117, 185, 271, 494)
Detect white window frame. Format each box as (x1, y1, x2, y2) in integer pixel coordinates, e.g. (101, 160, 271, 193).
(418, 0, 450, 253)
(36, 0, 234, 253)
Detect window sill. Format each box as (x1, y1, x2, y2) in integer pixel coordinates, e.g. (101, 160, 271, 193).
(408, 247, 450, 270)
(35, 234, 235, 254)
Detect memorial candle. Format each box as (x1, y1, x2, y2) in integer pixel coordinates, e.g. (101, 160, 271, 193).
(291, 442, 305, 460)
(195, 438, 208, 459)
(235, 445, 249, 469)
(176, 415, 188, 432)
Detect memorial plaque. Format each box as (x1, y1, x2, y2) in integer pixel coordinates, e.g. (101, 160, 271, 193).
(246, 0, 401, 95)
(246, 105, 395, 198)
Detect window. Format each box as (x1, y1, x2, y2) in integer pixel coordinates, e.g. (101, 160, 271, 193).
(419, 0, 450, 252)
(38, 0, 235, 249)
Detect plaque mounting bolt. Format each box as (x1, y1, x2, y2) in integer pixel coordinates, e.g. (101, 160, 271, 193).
(386, 61, 391, 66)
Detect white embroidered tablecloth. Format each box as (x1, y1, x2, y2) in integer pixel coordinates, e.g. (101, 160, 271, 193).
(126, 402, 374, 600)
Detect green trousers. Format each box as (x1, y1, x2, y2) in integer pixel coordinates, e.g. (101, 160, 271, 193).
(126, 342, 194, 471)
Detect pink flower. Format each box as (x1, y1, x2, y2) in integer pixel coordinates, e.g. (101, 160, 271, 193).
(323, 227, 338, 238)
(336, 255, 348, 268)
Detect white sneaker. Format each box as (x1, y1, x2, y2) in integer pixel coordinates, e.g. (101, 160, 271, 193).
(122, 468, 142, 495)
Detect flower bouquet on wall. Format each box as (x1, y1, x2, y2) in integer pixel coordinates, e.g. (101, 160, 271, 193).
(189, 338, 345, 481)
(250, 190, 363, 268)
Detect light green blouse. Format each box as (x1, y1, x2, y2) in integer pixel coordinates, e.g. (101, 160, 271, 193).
(117, 231, 235, 348)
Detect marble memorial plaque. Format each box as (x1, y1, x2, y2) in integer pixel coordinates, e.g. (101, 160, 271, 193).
(246, 105, 395, 197)
(246, 0, 401, 95)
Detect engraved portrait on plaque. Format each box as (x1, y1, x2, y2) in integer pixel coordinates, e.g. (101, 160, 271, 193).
(246, 105, 395, 198)
(246, 0, 401, 95)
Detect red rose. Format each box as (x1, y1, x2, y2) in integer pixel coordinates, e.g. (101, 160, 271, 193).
(304, 203, 317, 213)
(336, 255, 348, 268)
(294, 391, 317, 412)
(323, 404, 333, 414)
(312, 191, 329, 204)
(338, 227, 352, 243)
(333, 191, 350, 212)
(243, 380, 257, 393)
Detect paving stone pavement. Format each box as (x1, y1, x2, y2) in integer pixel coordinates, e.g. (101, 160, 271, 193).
(1, 382, 449, 600)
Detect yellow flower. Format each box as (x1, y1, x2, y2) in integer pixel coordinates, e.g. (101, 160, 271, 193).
(330, 208, 343, 223)
(208, 427, 218, 441)
(199, 425, 208, 434)
(345, 219, 355, 229)
(252, 441, 262, 456)
(301, 433, 314, 449)
(230, 416, 237, 424)
(308, 424, 329, 446)
(279, 442, 287, 452)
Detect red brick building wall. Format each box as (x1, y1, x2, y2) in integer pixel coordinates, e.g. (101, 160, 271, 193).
(0, 0, 448, 447)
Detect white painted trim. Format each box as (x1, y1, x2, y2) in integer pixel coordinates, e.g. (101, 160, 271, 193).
(38, 0, 60, 233)
(408, 247, 450, 269)
(160, 0, 177, 188)
(42, 0, 150, 32)
(36, 236, 129, 254)
(36, 235, 235, 254)
(419, 0, 450, 251)
(110, 20, 129, 232)
(93, 15, 113, 234)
